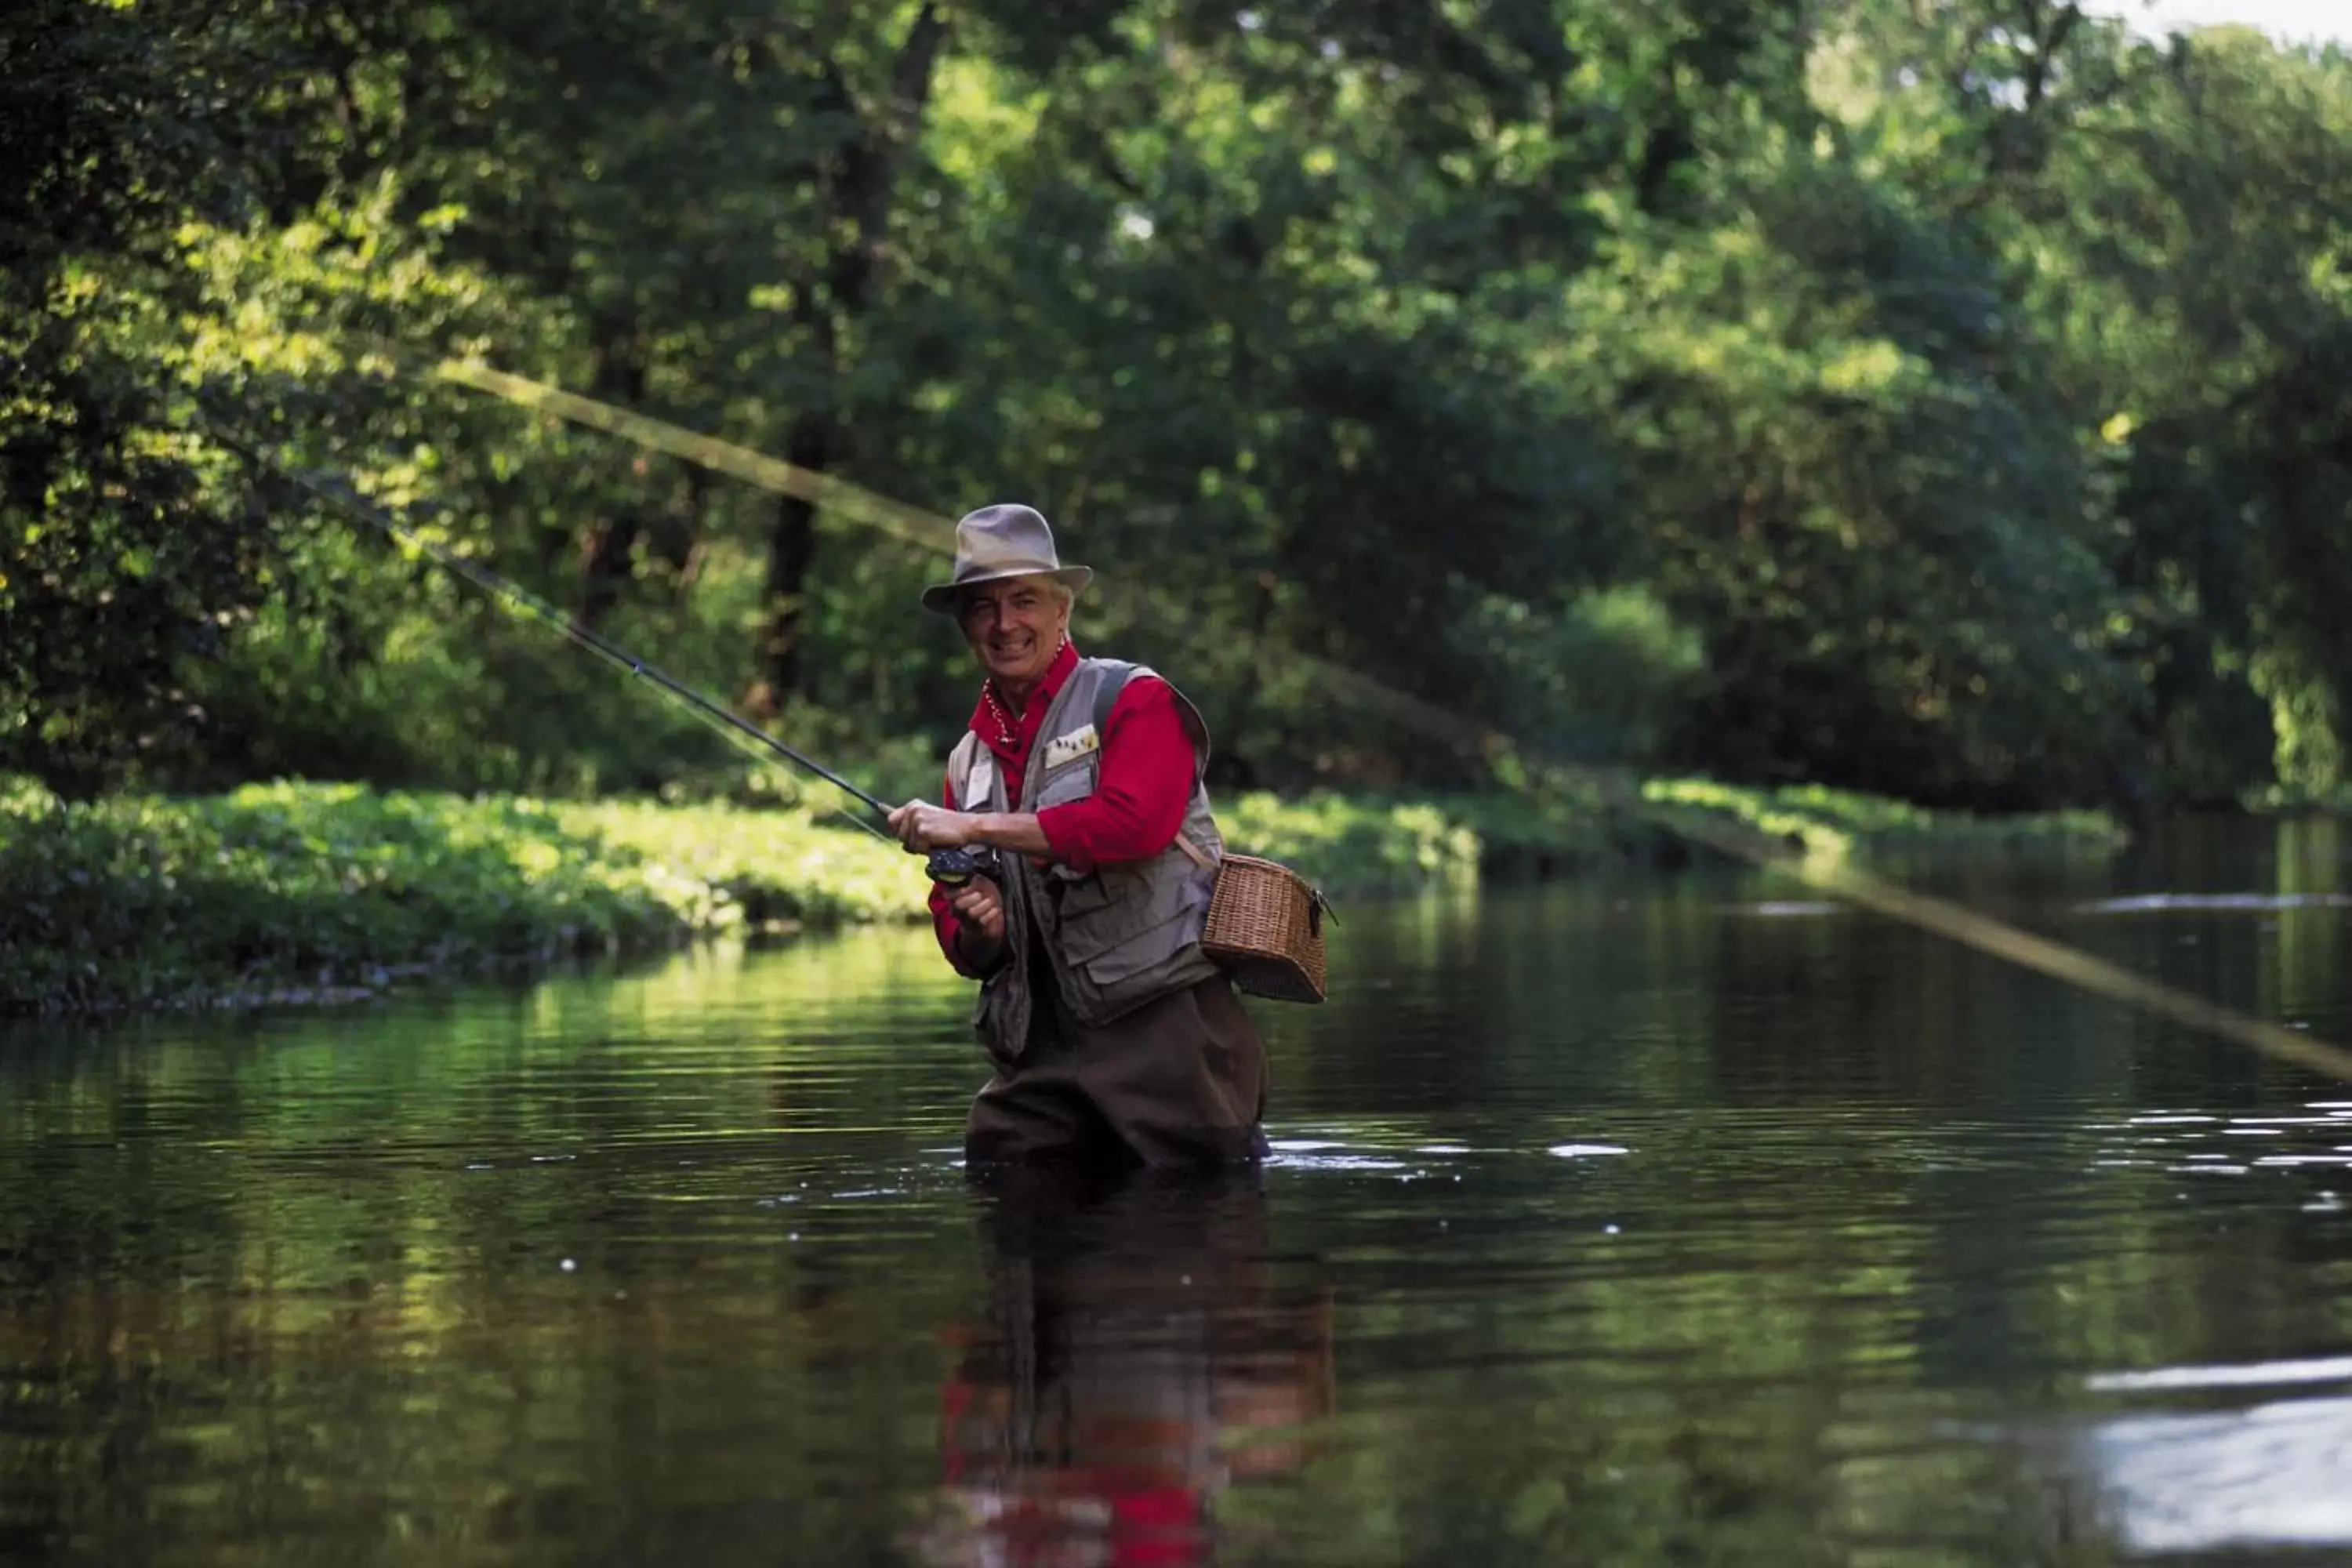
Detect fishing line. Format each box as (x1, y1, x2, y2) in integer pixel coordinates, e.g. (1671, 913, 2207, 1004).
(401, 354, 2352, 1084)
(199, 419, 901, 845)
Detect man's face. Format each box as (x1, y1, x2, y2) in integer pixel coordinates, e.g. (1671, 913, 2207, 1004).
(958, 575, 1069, 688)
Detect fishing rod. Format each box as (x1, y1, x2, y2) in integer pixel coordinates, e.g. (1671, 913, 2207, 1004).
(201, 419, 994, 886)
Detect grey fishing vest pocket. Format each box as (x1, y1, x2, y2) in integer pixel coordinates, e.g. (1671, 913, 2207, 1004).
(1033, 753, 1098, 811)
(1054, 865, 1217, 989)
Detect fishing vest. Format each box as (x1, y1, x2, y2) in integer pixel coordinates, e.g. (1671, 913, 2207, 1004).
(947, 658, 1225, 1058)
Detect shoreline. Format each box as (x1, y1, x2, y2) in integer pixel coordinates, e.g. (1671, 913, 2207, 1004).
(1, 778, 2124, 1018)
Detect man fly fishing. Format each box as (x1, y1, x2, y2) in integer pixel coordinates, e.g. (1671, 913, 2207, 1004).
(887, 506, 1269, 1168)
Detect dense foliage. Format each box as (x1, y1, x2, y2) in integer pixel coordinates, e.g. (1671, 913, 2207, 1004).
(7, 0, 2351, 811)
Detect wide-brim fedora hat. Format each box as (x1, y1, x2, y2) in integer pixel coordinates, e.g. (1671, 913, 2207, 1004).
(920, 503, 1094, 615)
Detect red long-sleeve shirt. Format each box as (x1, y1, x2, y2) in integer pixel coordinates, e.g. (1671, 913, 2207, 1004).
(929, 641, 1199, 975)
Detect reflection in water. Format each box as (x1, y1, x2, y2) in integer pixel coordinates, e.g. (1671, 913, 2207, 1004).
(2075, 893, 2352, 913)
(2087, 1355, 2352, 1392)
(923, 1167, 1332, 1566)
(2084, 1394, 2352, 1553)
(2077, 1354, 2352, 1552)
(9, 818, 2352, 1563)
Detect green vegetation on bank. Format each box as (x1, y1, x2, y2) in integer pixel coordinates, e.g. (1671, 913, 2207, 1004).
(0, 778, 2118, 1016)
(1635, 780, 2126, 860)
(1232, 779, 2124, 892)
(0, 780, 920, 1015)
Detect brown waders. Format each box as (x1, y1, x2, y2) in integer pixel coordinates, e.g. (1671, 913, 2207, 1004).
(966, 931, 1269, 1168)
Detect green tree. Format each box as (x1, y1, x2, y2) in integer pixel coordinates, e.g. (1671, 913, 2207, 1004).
(0, 0, 303, 792)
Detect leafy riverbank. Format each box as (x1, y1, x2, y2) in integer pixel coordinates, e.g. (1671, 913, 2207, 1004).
(1227, 777, 2123, 892)
(0, 777, 2122, 1016)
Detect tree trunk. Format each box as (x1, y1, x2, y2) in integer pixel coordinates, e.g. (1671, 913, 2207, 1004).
(579, 329, 651, 628)
(1207, 571, 1281, 789)
(749, 2, 948, 709)
(753, 415, 829, 709)
(654, 464, 710, 597)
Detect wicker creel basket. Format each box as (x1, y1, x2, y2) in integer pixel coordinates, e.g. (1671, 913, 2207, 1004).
(1200, 853, 1331, 1004)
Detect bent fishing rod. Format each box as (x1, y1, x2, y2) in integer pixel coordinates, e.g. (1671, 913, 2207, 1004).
(202, 420, 994, 886)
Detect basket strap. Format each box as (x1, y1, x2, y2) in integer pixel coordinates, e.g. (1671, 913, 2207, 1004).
(1171, 833, 1218, 873)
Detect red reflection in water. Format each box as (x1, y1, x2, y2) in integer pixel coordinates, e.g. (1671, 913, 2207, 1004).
(922, 1167, 1334, 1566)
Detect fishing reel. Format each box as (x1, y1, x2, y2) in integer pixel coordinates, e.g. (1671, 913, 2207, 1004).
(925, 844, 1001, 888)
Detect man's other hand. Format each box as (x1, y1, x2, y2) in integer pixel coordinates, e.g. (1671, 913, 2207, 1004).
(949, 877, 1006, 944)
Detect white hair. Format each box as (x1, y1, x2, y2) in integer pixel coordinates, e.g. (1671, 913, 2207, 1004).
(953, 573, 1077, 618)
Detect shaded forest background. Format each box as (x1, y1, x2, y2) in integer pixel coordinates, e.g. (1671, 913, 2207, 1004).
(6, 0, 2351, 815)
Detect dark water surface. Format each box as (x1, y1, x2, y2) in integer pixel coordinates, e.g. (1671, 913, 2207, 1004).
(8, 818, 2352, 1566)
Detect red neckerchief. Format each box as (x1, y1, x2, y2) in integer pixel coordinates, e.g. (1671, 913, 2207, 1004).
(965, 640, 1080, 802)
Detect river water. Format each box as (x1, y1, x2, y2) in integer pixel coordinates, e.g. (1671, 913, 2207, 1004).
(6, 818, 2352, 1566)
